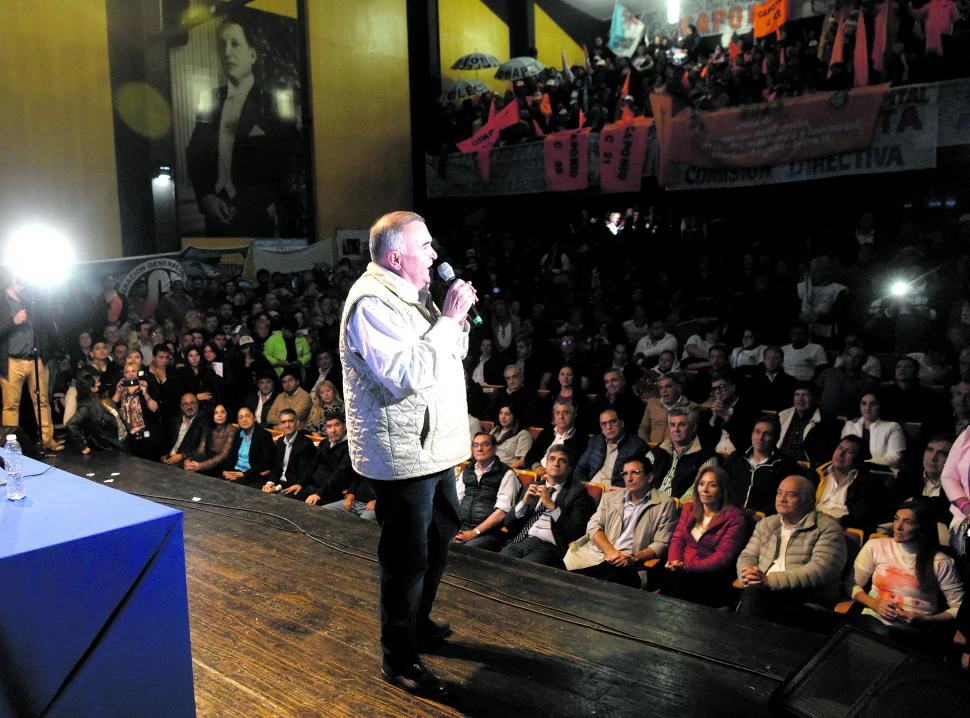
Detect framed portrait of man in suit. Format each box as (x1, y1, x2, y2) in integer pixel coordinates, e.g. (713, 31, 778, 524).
(169, 1, 311, 240)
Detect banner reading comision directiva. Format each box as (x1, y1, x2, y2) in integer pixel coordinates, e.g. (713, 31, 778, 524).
(665, 83, 939, 190)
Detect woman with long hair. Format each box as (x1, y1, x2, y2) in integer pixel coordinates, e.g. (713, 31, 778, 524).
(490, 403, 533, 470)
(662, 466, 751, 606)
(184, 404, 238, 477)
(841, 391, 906, 469)
(304, 379, 344, 435)
(851, 499, 964, 654)
(178, 345, 223, 413)
(549, 364, 592, 432)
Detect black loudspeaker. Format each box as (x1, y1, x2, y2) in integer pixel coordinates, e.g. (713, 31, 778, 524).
(772, 626, 969, 717)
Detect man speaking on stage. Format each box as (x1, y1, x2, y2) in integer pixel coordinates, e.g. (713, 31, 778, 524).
(339, 211, 477, 699)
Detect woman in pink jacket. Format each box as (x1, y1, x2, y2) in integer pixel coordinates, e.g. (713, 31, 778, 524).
(662, 466, 753, 606)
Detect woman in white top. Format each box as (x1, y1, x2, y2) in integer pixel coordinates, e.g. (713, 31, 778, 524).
(490, 403, 533, 470)
(841, 392, 906, 469)
(729, 328, 766, 369)
(851, 500, 963, 654)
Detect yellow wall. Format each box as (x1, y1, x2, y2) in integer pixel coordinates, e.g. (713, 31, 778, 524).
(439, 0, 510, 95)
(534, 5, 585, 73)
(307, 0, 413, 242)
(0, 1, 122, 261)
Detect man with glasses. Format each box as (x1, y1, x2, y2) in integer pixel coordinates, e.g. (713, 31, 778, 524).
(574, 409, 647, 490)
(452, 432, 520, 551)
(565, 456, 678, 587)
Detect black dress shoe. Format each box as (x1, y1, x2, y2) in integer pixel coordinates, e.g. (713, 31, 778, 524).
(381, 661, 451, 698)
(417, 617, 452, 641)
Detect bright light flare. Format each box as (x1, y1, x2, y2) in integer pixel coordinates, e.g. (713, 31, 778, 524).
(667, 0, 681, 24)
(3, 224, 75, 286)
(889, 280, 911, 298)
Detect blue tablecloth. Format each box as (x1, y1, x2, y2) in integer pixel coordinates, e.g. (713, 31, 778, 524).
(0, 458, 195, 717)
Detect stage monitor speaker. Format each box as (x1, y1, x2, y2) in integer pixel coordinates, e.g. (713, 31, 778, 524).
(772, 626, 968, 717)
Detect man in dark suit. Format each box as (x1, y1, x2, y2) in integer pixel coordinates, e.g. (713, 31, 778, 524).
(186, 18, 299, 237)
(524, 399, 589, 475)
(244, 371, 279, 426)
(574, 409, 647, 488)
(269, 409, 317, 496)
(221, 406, 275, 488)
(302, 413, 355, 505)
(500, 445, 595, 567)
(161, 393, 209, 466)
(746, 346, 797, 412)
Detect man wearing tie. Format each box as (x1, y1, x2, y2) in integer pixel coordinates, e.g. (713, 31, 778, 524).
(500, 446, 595, 566)
(0, 271, 63, 452)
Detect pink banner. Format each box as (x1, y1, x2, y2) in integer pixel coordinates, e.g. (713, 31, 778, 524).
(544, 130, 590, 192)
(667, 84, 889, 169)
(599, 117, 652, 193)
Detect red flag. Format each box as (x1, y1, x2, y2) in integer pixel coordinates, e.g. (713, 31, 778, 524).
(854, 11, 869, 86)
(828, 15, 847, 77)
(620, 69, 631, 98)
(578, 109, 586, 128)
(457, 101, 521, 182)
(533, 119, 544, 137)
(621, 103, 635, 121)
(729, 41, 742, 63)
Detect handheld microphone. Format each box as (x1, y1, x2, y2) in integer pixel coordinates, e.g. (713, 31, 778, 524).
(436, 262, 483, 327)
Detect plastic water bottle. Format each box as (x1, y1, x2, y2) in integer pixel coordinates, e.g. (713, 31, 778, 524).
(5, 434, 25, 501)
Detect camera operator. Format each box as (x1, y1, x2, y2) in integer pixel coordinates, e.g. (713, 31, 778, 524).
(112, 359, 161, 459)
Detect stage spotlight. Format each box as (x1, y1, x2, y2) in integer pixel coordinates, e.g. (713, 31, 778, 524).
(3, 224, 75, 286)
(889, 279, 911, 298)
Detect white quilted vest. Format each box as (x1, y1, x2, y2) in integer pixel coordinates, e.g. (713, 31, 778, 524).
(339, 263, 469, 480)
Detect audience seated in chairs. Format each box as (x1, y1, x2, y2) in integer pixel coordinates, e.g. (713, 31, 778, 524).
(264, 408, 317, 496)
(850, 499, 964, 655)
(182, 403, 238, 477)
(524, 399, 589, 478)
(565, 455, 678, 588)
(724, 414, 802, 516)
(662, 466, 752, 607)
(841, 391, 907, 469)
(500, 446, 594, 567)
(737, 475, 847, 630)
(489, 402, 534, 471)
(814, 435, 884, 535)
(452, 432, 520, 551)
(573, 408, 647, 491)
(221, 406, 274, 488)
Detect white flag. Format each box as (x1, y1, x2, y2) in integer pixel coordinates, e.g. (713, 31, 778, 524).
(608, 2, 645, 59)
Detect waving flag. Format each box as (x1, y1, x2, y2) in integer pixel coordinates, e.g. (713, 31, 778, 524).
(608, 3, 645, 58)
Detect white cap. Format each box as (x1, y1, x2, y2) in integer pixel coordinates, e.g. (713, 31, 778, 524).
(5, 434, 16, 441)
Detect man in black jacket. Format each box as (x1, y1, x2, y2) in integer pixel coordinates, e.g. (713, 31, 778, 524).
(724, 414, 802, 515)
(161, 393, 209, 466)
(270, 409, 317, 496)
(303, 414, 355, 505)
(524, 399, 589, 475)
(500, 446, 595, 566)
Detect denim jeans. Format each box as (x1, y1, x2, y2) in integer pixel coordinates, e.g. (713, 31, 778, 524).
(322, 498, 377, 522)
(369, 468, 461, 669)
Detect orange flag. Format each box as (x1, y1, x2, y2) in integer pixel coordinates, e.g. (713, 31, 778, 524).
(754, 0, 787, 39)
(828, 14, 847, 77)
(457, 101, 521, 183)
(621, 103, 635, 121)
(620, 69, 631, 98)
(578, 109, 586, 128)
(539, 93, 553, 118)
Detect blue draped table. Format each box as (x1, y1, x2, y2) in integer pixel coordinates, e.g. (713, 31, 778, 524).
(0, 458, 194, 717)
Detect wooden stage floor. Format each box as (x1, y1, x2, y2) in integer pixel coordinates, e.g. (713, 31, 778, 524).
(49, 452, 824, 717)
